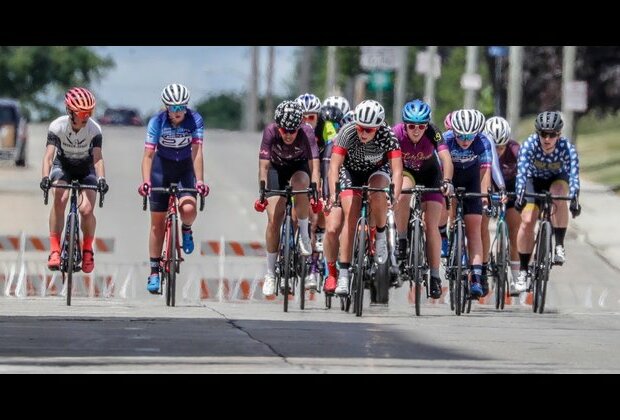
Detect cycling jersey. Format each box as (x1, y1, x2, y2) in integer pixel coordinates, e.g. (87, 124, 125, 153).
(259, 122, 319, 167)
(443, 130, 492, 170)
(515, 134, 580, 198)
(145, 109, 204, 161)
(393, 122, 447, 172)
(46, 116, 102, 171)
(499, 139, 520, 182)
(332, 122, 401, 174)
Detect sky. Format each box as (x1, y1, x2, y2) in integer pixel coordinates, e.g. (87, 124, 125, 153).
(90, 46, 299, 117)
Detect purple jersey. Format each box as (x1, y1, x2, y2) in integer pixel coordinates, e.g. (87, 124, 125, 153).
(499, 139, 520, 182)
(259, 122, 319, 167)
(393, 122, 447, 172)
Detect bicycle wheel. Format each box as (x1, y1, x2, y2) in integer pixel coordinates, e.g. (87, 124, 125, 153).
(283, 216, 292, 313)
(496, 221, 509, 310)
(165, 216, 177, 307)
(353, 218, 367, 317)
(454, 221, 465, 316)
(535, 221, 552, 314)
(298, 253, 307, 310)
(446, 228, 455, 311)
(65, 212, 77, 306)
(411, 219, 423, 316)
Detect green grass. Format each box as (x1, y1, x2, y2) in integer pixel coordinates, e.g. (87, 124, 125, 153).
(514, 113, 620, 191)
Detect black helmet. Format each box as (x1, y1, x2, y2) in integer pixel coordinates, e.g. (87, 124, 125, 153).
(274, 100, 303, 130)
(320, 105, 344, 124)
(535, 111, 564, 132)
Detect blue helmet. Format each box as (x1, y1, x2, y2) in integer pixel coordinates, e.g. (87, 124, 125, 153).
(402, 99, 431, 124)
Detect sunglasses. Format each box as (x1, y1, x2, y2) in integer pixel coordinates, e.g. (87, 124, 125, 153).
(456, 133, 476, 141)
(303, 114, 317, 121)
(278, 127, 298, 135)
(406, 123, 428, 130)
(167, 105, 187, 112)
(539, 131, 559, 139)
(74, 110, 92, 120)
(356, 125, 378, 134)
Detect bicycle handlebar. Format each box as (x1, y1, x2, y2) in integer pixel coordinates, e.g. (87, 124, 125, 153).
(142, 186, 205, 212)
(334, 183, 395, 207)
(523, 191, 572, 201)
(42, 182, 105, 208)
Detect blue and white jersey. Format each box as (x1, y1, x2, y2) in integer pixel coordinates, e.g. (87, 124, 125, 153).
(443, 130, 493, 171)
(145, 109, 204, 161)
(515, 134, 580, 198)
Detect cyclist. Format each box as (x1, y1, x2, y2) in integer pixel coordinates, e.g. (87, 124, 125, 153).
(482, 116, 522, 293)
(138, 83, 209, 294)
(514, 111, 581, 291)
(324, 99, 403, 295)
(443, 109, 493, 298)
(40, 87, 108, 274)
(255, 100, 320, 296)
(393, 99, 454, 299)
(323, 95, 351, 116)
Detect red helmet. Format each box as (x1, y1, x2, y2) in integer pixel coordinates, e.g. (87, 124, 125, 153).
(65, 87, 96, 115)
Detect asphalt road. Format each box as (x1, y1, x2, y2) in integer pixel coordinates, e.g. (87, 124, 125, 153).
(0, 123, 619, 373)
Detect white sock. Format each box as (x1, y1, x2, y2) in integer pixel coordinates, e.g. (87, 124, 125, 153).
(339, 267, 349, 278)
(376, 230, 386, 241)
(267, 252, 277, 276)
(298, 218, 310, 239)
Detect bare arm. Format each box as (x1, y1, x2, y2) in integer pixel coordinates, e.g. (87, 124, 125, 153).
(92, 147, 105, 179)
(258, 159, 270, 191)
(141, 148, 155, 183)
(328, 152, 344, 203)
(191, 143, 204, 183)
(309, 158, 321, 186)
(438, 149, 454, 181)
(41, 144, 56, 178)
(390, 155, 403, 201)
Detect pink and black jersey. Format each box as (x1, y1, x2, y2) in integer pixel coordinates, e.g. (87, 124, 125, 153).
(393, 122, 447, 172)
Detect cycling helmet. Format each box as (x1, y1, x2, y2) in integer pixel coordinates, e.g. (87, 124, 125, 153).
(444, 111, 453, 130)
(65, 87, 96, 113)
(354, 100, 385, 128)
(535, 111, 564, 132)
(322, 96, 351, 115)
(484, 116, 511, 146)
(451, 109, 485, 136)
(402, 99, 431, 123)
(274, 100, 303, 130)
(320, 105, 344, 124)
(296, 93, 322, 113)
(341, 110, 356, 125)
(161, 83, 190, 106)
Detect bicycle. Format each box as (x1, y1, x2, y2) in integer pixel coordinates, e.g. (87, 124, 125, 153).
(400, 186, 445, 316)
(444, 187, 487, 316)
(258, 181, 318, 312)
(43, 180, 105, 306)
(522, 190, 573, 314)
(487, 190, 515, 310)
(142, 183, 204, 307)
(335, 183, 394, 317)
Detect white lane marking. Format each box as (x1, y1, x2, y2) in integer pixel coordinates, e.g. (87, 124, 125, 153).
(599, 288, 608, 307)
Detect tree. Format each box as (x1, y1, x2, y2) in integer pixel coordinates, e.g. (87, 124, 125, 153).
(0, 47, 114, 120)
(195, 93, 244, 130)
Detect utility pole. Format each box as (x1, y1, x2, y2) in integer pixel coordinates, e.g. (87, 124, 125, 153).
(299, 46, 313, 94)
(264, 46, 275, 127)
(424, 46, 438, 112)
(507, 46, 523, 138)
(562, 46, 577, 143)
(245, 46, 260, 132)
(393, 46, 408, 124)
(326, 46, 337, 97)
(463, 46, 479, 109)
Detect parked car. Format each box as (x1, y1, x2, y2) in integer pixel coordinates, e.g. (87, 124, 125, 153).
(0, 98, 28, 167)
(98, 107, 144, 126)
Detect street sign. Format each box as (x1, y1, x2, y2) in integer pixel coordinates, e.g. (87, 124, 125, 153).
(564, 80, 588, 112)
(488, 46, 509, 57)
(460, 73, 482, 90)
(360, 46, 399, 71)
(367, 71, 393, 92)
(415, 51, 441, 78)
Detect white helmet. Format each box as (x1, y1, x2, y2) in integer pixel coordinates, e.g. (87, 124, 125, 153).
(296, 93, 322, 113)
(484, 116, 511, 146)
(161, 83, 190, 106)
(354, 100, 385, 128)
(451, 109, 485, 136)
(322, 96, 351, 115)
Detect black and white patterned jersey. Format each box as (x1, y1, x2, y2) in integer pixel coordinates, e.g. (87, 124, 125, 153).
(46, 115, 103, 168)
(332, 122, 401, 174)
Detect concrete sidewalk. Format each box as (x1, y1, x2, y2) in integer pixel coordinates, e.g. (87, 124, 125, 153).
(571, 179, 620, 274)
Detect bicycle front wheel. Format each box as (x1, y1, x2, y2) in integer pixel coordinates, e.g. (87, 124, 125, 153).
(283, 216, 292, 313)
(353, 218, 367, 317)
(496, 221, 509, 310)
(66, 213, 77, 306)
(168, 216, 178, 307)
(411, 219, 423, 316)
(534, 221, 552, 314)
(454, 221, 465, 316)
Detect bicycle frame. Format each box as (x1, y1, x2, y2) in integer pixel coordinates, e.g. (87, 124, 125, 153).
(487, 191, 514, 310)
(43, 180, 102, 306)
(144, 183, 203, 307)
